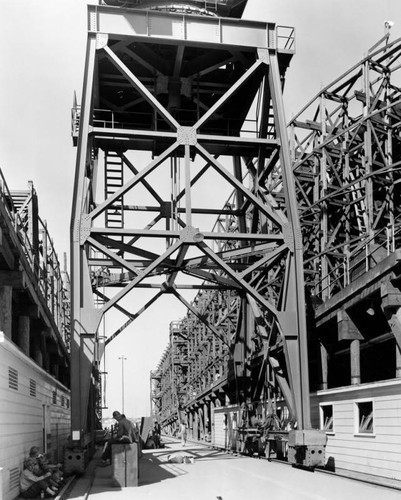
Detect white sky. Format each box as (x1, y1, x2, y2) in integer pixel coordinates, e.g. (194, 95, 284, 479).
(1, 0, 400, 419)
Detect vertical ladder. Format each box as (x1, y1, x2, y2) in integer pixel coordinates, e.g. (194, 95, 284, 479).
(348, 171, 368, 236)
(104, 151, 124, 229)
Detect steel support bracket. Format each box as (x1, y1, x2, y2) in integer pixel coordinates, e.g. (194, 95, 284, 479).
(257, 48, 270, 65)
(80, 307, 102, 336)
(282, 223, 294, 252)
(96, 33, 108, 50)
(180, 226, 204, 243)
(177, 126, 197, 145)
(80, 215, 92, 245)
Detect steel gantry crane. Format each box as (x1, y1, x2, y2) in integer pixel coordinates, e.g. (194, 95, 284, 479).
(68, 0, 326, 471)
(151, 15, 401, 478)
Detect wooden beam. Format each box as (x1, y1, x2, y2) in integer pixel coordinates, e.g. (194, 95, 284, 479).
(0, 270, 24, 288)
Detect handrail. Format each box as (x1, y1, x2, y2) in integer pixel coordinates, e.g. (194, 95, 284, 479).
(0, 168, 71, 350)
(312, 222, 399, 298)
(71, 106, 263, 139)
(276, 25, 295, 52)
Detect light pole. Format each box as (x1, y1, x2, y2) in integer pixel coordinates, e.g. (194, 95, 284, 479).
(118, 356, 127, 414)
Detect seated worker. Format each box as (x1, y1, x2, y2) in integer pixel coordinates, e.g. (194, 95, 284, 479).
(29, 447, 63, 489)
(19, 458, 56, 498)
(152, 421, 161, 448)
(98, 411, 139, 466)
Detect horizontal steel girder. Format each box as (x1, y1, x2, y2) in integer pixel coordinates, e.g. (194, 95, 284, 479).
(90, 5, 294, 54)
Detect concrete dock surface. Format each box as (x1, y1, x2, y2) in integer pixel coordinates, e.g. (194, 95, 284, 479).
(63, 438, 401, 500)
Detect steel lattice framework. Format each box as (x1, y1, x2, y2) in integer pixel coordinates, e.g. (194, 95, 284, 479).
(151, 36, 401, 432)
(69, 2, 325, 459)
(290, 37, 401, 301)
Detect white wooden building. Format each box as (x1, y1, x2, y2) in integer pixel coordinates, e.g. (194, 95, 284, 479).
(0, 333, 71, 500)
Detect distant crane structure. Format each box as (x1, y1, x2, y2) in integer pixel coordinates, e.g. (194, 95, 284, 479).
(151, 21, 401, 461)
(69, 0, 327, 470)
(291, 36, 401, 302)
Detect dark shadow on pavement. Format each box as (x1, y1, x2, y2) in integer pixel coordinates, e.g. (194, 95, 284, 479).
(138, 452, 181, 486)
(63, 442, 245, 498)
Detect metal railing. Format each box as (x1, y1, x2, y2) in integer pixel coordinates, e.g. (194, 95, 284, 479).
(311, 222, 399, 299)
(0, 169, 71, 349)
(277, 25, 295, 52)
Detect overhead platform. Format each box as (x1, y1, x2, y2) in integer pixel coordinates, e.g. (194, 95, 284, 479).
(100, 0, 249, 18)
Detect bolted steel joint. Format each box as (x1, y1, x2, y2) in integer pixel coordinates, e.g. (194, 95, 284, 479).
(160, 281, 176, 293)
(257, 48, 270, 65)
(96, 33, 108, 50)
(179, 226, 204, 243)
(282, 223, 294, 252)
(80, 215, 92, 245)
(177, 126, 197, 146)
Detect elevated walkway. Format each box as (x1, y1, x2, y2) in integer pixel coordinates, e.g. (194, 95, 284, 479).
(63, 438, 401, 500)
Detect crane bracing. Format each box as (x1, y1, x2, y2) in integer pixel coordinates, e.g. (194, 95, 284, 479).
(68, 0, 326, 472)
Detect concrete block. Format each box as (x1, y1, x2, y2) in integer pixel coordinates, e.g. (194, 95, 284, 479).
(112, 443, 139, 487)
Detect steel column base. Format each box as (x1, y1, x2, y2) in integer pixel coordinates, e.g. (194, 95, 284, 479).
(287, 429, 327, 468)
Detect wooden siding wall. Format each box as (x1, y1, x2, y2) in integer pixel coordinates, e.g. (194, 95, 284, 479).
(311, 380, 401, 481)
(0, 333, 71, 500)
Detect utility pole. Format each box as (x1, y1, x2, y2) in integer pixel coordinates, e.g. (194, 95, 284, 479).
(118, 356, 127, 414)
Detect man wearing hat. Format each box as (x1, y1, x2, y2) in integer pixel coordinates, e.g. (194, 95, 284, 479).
(98, 411, 139, 466)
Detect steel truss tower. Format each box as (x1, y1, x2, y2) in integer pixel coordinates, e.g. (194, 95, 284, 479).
(70, 0, 325, 468)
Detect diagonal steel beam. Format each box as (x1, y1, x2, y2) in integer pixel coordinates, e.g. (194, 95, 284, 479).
(194, 58, 264, 129)
(196, 143, 284, 228)
(89, 142, 178, 221)
(100, 239, 182, 315)
(182, 268, 240, 289)
(238, 244, 288, 280)
(95, 289, 135, 320)
(166, 244, 189, 288)
(105, 290, 164, 346)
(103, 44, 180, 129)
(122, 153, 164, 205)
(87, 236, 141, 276)
(94, 234, 173, 263)
(196, 240, 279, 317)
(169, 287, 230, 347)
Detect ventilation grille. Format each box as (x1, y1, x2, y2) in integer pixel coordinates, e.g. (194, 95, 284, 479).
(30, 379, 37, 397)
(9, 467, 20, 490)
(8, 367, 18, 390)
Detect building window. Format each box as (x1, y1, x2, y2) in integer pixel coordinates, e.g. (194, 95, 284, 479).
(30, 379, 37, 398)
(8, 367, 18, 390)
(66, 398, 70, 409)
(356, 400, 374, 434)
(61, 395, 65, 407)
(52, 391, 57, 405)
(320, 404, 334, 432)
